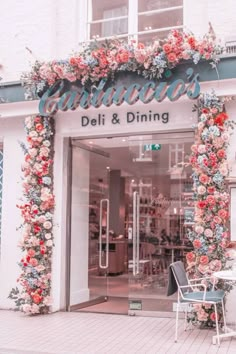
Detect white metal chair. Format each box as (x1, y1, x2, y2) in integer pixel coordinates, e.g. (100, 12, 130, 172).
(168, 261, 226, 346)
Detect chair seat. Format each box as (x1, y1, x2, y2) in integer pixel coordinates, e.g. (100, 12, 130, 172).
(182, 290, 225, 303)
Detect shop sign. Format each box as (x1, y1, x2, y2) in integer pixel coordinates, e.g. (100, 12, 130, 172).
(80, 111, 169, 128)
(38, 67, 200, 116)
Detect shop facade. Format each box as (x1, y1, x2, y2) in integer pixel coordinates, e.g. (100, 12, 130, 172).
(1, 56, 236, 320)
(0, 0, 236, 322)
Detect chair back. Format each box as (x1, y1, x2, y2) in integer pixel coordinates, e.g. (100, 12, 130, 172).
(170, 261, 190, 297)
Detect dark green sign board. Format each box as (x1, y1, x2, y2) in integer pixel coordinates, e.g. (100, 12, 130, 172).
(144, 144, 161, 151)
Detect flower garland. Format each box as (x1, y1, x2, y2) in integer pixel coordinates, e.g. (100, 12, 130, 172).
(9, 116, 55, 314)
(9, 30, 227, 315)
(186, 92, 234, 327)
(21, 30, 222, 100)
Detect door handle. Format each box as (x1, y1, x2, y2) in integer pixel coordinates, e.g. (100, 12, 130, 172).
(99, 199, 109, 269)
(133, 191, 140, 275)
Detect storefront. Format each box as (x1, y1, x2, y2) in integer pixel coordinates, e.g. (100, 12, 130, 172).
(1, 31, 236, 325)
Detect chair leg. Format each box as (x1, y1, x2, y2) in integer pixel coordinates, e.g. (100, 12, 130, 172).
(184, 308, 187, 331)
(221, 299, 226, 333)
(214, 304, 220, 347)
(175, 302, 179, 342)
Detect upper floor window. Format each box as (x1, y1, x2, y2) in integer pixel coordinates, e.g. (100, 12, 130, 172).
(87, 0, 183, 44)
(88, 0, 128, 40)
(138, 0, 183, 44)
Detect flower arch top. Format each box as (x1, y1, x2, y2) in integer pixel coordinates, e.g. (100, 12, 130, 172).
(22, 30, 222, 100)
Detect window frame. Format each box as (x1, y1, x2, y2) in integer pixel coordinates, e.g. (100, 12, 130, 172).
(84, 0, 184, 43)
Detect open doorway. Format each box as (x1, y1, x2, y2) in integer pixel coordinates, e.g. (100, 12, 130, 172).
(67, 132, 194, 316)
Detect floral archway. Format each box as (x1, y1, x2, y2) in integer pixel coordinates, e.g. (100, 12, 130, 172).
(9, 30, 233, 324)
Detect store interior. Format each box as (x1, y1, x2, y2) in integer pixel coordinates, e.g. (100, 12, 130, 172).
(70, 132, 194, 315)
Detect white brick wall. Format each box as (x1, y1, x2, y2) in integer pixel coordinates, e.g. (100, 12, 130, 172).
(0, 0, 236, 82)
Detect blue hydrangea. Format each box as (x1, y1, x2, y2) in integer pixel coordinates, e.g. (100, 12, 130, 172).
(42, 177, 52, 185)
(209, 126, 220, 137)
(213, 172, 223, 185)
(152, 55, 167, 68)
(84, 56, 98, 67)
(193, 52, 201, 64)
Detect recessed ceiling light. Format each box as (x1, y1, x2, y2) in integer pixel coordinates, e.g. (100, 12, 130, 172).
(106, 166, 110, 170)
(122, 138, 126, 142)
(89, 141, 93, 144)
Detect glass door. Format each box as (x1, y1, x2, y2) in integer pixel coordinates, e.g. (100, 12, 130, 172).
(69, 142, 110, 310)
(127, 133, 194, 315)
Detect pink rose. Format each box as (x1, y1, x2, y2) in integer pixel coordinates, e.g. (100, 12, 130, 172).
(193, 239, 202, 248)
(28, 249, 35, 258)
(198, 145, 206, 154)
(209, 260, 222, 272)
(204, 229, 213, 238)
(29, 258, 38, 267)
(195, 225, 204, 234)
(43, 221, 52, 230)
(199, 255, 209, 265)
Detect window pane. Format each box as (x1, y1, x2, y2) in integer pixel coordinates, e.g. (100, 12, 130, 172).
(91, 0, 128, 21)
(138, 30, 170, 45)
(90, 20, 128, 39)
(138, 8, 183, 33)
(90, 0, 128, 39)
(138, 0, 183, 12)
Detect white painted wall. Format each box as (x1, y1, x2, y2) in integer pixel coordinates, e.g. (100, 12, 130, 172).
(0, 0, 236, 82)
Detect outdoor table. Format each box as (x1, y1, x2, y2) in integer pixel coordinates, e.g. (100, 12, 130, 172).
(212, 270, 236, 344)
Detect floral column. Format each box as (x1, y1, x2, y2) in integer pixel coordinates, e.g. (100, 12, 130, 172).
(187, 92, 233, 326)
(9, 115, 55, 314)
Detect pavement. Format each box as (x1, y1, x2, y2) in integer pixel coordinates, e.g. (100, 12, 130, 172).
(0, 310, 236, 353)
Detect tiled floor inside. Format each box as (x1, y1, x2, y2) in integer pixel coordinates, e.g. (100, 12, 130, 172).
(0, 310, 236, 353)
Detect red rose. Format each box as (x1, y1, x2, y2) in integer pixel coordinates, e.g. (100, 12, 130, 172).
(198, 201, 206, 209)
(32, 293, 42, 304)
(217, 149, 225, 159)
(187, 36, 196, 49)
(163, 43, 172, 53)
(186, 252, 195, 263)
(193, 239, 202, 248)
(167, 52, 177, 63)
(199, 255, 209, 265)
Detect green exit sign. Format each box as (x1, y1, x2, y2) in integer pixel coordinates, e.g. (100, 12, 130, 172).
(144, 144, 161, 151)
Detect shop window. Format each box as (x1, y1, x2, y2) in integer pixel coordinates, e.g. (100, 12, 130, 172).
(88, 0, 128, 40)
(138, 0, 183, 44)
(0, 146, 3, 248)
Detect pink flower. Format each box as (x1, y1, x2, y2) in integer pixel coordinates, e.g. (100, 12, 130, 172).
(163, 43, 172, 53)
(193, 239, 202, 248)
(199, 255, 209, 265)
(204, 229, 213, 238)
(198, 145, 206, 153)
(29, 258, 38, 267)
(197, 186, 206, 195)
(195, 225, 204, 234)
(43, 221, 52, 230)
(167, 52, 177, 63)
(199, 174, 209, 184)
(28, 249, 35, 258)
(186, 252, 196, 263)
(197, 308, 209, 321)
(209, 260, 222, 272)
